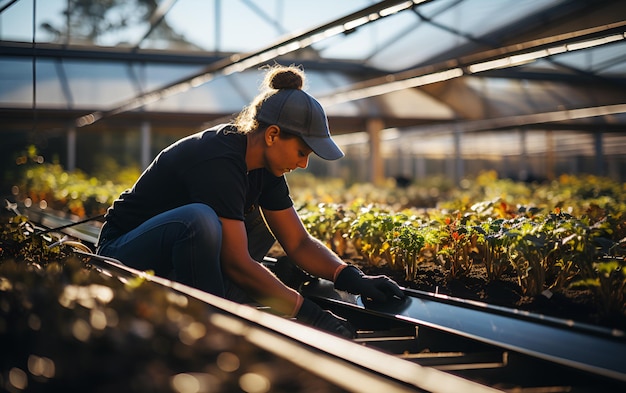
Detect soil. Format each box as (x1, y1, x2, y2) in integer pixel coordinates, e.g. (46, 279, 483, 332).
(354, 259, 626, 331)
(269, 237, 625, 331)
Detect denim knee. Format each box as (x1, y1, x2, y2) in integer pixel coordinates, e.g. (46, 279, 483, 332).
(181, 203, 222, 243)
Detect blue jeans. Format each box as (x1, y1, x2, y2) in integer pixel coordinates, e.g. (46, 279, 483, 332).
(97, 203, 276, 301)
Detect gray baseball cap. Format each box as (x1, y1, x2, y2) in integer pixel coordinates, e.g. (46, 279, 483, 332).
(257, 89, 344, 161)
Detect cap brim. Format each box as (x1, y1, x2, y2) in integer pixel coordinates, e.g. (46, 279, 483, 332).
(302, 136, 345, 161)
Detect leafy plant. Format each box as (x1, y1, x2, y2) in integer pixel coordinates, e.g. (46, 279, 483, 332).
(0, 213, 346, 392)
(11, 146, 138, 218)
(572, 259, 626, 317)
(387, 221, 426, 281)
(0, 215, 73, 266)
(10, 158, 626, 320)
(476, 218, 511, 282)
(297, 202, 354, 256)
(348, 206, 395, 267)
(504, 217, 553, 297)
(435, 213, 478, 280)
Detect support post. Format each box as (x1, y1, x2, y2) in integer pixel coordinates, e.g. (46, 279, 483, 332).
(546, 130, 555, 181)
(67, 126, 76, 171)
(594, 131, 604, 176)
(367, 118, 384, 185)
(519, 127, 528, 181)
(454, 124, 463, 184)
(141, 121, 151, 170)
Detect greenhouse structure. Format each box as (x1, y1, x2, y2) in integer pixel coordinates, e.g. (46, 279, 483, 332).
(1, 0, 625, 185)
(3, 2, 626, 392)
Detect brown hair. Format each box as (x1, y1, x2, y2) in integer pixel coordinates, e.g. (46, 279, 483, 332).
(233, 64, 306, 133)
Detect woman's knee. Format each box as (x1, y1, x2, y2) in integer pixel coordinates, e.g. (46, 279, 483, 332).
(179, 203, 222, 240)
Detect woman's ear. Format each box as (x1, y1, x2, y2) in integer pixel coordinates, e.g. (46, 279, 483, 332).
(265, 125, 281, 145)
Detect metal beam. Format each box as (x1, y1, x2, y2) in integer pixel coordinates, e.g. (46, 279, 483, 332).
(317, 21, 626, 106)
(71, 0, 434, 127)
(395, 103, 626, 137)
(0, 0, 19, 14)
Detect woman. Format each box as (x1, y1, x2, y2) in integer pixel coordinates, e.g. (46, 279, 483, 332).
(97, 65, 404, 338)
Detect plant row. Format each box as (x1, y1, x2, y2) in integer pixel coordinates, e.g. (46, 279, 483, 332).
(298, 198, 625, 317)
(0, 214, 344, 392)
(7, 154, 626, 317)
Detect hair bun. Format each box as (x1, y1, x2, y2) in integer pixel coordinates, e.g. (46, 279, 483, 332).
(266, 66, 305, 90)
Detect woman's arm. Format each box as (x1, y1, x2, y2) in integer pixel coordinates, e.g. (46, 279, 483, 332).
(263, 206, 405, 302)
(219, 217, 301, 316)
(261, 206, 346, 281)
(219, 215, 354, 338)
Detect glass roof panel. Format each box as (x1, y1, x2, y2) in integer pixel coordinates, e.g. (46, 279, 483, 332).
(145, 69, 254, 113)
(1, 0, 624, 139)
(77, 5, 151, 48)
(35, 59, 70, 108)
(367, 19, 469, 71)
(463, 77, 603, 117)
(518, 41, 626, 77)
(162, 0, 374, 53)
(315, 10, 421, 64)
(1, 0, 35, 42)
(317, 10, 469, 72)
(550, 42, 626, 76)
(62, 60, 137, 108)
(0, 58, 33, 106)
(160, 1, 215, 50)
(135, 63, 207, 92)
(432, 0, 565, 38)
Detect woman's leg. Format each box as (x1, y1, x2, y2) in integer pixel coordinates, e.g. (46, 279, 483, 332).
(97, 203, 224, 296)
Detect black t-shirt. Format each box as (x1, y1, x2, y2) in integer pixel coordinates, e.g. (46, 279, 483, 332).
(104, 124, 293, 235)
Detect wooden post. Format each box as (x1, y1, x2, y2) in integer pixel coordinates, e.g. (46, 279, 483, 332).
(141, 121, 151, 170)
(546, 130, 555, 181)
(67, 126, 76, 171)
(594, 131, 604, 176)
(367, 118, 384, 185)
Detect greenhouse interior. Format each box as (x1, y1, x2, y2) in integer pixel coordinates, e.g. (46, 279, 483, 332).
(1, 0, 625, 186)
(2, 1, 626, 392)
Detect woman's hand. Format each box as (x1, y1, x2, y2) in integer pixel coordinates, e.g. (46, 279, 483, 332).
(334, 265, 405, 302)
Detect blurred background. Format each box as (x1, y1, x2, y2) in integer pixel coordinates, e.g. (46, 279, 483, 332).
(1, 0, 625, 188)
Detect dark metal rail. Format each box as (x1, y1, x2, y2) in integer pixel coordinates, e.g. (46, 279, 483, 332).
(301, 278, 626, 392)
(78, 251, 501, 393)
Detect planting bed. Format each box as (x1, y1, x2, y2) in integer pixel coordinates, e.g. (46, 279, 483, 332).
(358, 260, 611, 328)
(7, 166, 626, 331)
(0, 210, 504, 393)
(269, 242, 625, 331)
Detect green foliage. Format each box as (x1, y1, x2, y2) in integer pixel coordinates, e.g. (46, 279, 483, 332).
(348, 205, 395, 268)
(297, 202, 354, 256)
(386, 220, 426, 281)
(1, 214, 341, 392)
(572, 259, 626, 317)
(10, 155, 626, 318)
(431, 213, 478, 280)
(10, 146, 138, 217)
(0, 215, 74, 266)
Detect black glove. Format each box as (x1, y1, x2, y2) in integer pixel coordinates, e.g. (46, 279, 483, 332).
(296, 298, 354, 339)
(334, 265, 405, 302)
(272, 256, 316, 290)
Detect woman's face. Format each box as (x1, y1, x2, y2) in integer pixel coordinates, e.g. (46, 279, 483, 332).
(265, 129, 312, 176)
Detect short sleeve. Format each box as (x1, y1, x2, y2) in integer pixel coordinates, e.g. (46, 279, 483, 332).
(258, 174, 293, 211)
